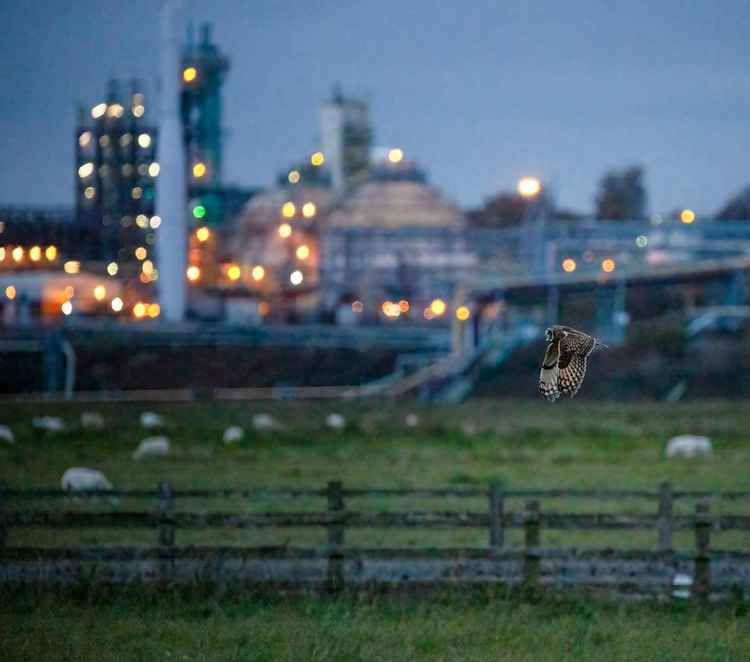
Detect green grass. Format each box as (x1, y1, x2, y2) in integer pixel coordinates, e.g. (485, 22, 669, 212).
(2, 400, 749, 550)
(1, 588, 749, 662)
(2, 400, 750, 661)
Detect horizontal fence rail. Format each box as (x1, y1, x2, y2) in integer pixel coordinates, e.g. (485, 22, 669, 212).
(1, 481, 749, 600)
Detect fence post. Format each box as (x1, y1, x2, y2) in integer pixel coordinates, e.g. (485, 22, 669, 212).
(489, 482, 504, 551)
(326, 481, 344, 592)
(693, 501, 711, 602)
(158, 481, 175, 547)
(523, 500, 541, 594)
(657, 481, 673, 551)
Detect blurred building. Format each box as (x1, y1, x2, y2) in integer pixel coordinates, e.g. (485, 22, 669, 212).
(319, 154, 476, 323)
(75, 79, 157, 262)
(319, 85, 373, 190)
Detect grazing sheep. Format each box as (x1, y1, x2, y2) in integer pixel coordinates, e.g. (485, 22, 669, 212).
(132, 436, 170, 461)
(252, 413, 280, 431)
(325, 413, 346, 430)
(405, 413, 419, 428)
(140, 411, 165, 429)
(666, 435, 713, 459)
(223, 426, 245, 444)
(672, 573, 693, 599)
(32, 416, 65, 432)
(0, 425, 14, 443)
(81, 411, 105, 430)
(61, 467, 119, 505)
(461, 421, 478, 436)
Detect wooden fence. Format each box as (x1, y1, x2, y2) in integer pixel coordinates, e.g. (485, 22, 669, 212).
(1, 481, 749, 599)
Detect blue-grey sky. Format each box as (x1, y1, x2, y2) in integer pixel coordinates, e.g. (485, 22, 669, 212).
(1, 0, 748, 215)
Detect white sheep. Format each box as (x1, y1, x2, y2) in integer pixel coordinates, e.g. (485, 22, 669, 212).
(672, 573, 693, 599)
(140, 411, 165, 429)
(252, 413, 280, 431)
(61, 467, 119, 505)
(32, 416, 65, 432)
(223, 426, 245, 444)
(325, 413, 346, 430)
(0, 425, 14, 443)
(81, 411, 105, 430)
(666, 435, 713, 459)
(132, 436, 170, 461)
(405, 413, 419, 428)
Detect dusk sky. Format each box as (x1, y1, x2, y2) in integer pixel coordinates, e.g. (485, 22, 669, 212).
(1, 0, 748, 215)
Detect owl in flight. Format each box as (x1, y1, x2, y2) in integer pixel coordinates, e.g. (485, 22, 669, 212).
(539, 326, 606, 401)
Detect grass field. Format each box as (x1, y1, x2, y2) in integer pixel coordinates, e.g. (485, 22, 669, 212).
(2, 399, 749, 661)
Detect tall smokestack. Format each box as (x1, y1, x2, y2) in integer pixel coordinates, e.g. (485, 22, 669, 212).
(156, 0, 187, 322)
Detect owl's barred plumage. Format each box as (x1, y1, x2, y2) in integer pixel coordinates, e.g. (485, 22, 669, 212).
(539, 326, 605, 401)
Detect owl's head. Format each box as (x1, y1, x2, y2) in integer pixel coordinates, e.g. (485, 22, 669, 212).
(545, 326, 567, 342)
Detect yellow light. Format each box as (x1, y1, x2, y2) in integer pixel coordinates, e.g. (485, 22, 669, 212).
(352, 300, 363, 313)
(107, 261, 118, 276)
(91, 103, 107, 119)
(147, 303, 160, 318)
(134, 247, 147, 261)
(84, 186, 96, 199)
(0, 247, 5, 261)
(296, 245, 310, 260)
(78, 162, 94, 178)
(430, 298, 446, 316)
(680, 209, 696, 224)
(64, 260, 80, 274)
(196, 226, 211, 242)
(45, 245, 57, 261)
(61, 301, 73, 316)
(12, 246, 23, 262)
(136, 214, 149, 228)
(192, 162, 207, 178)
(251, 265, 265, 281)
(63, 286, 74, 299)
(310, 151, 325, 166)
(148, 162, 160, 177)
(78, 132, 92, 147)
(133, 302, 146, 319)
(142, 260, 154, 276)
(278, 223, 292, 238)
(107, 103, 124, 118)
(456, 306, 471, 321)
(288, 170, 301, 184)
(139, 272, 151, 284)
(517, 177, 541, 197)
(137, 133, 151, 148)
(29, 246, 41, 262)
(186, 266, 201, 282)
(132, 187, 143, 200)
(93, 285, 106, 301)
(149, 216, 162, 229)
(388, 148, 404, 164)
(132, 104, 144, 118)
(290, 270, 303, 286)
(5, 285, 16, 300)
(302, 202, 316, 218)
(601, 258, 616, 273)
(183, 67, 197, 82)
(562, 258, 577, 273)
(282, 201, 296, 218)
(227, 265, 241, 281)
(399, 300, 410, 313)
(111, 297, 124, 312)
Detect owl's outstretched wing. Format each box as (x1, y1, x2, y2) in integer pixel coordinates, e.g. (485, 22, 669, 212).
(557, 330, 597, 398)
(539, 341, 561, 401)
